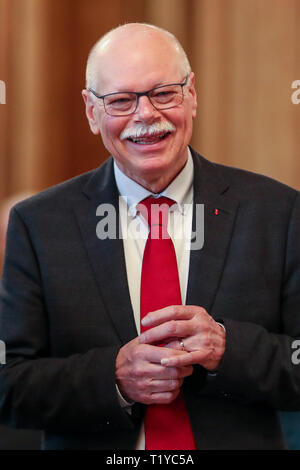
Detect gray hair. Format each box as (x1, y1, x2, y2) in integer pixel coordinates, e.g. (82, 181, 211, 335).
(85, 23, 191, 91)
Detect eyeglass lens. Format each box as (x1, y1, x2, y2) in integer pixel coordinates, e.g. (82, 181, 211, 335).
(104, 84, 183, 115)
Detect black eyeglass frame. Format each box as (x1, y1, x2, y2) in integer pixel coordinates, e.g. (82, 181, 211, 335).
(88, 75, 189, 116)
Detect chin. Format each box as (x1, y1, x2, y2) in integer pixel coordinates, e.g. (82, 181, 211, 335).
(135, 154, 171, 173)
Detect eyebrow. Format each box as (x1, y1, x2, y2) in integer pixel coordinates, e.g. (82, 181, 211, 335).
(106, 80, 168, 94)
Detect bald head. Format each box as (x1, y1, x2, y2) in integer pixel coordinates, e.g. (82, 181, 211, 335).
(85, 23, 191, 92)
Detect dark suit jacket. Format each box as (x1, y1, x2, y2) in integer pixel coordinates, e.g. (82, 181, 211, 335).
(1, 148, 300, 450)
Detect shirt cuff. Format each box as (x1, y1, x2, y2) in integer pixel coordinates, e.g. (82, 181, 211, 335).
(207, 321, 226, 376)
(116, 383, 134, 413)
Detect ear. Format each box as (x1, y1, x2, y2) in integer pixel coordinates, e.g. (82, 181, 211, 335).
(82, 89, 100, 135)
(188, 72, 197, 119)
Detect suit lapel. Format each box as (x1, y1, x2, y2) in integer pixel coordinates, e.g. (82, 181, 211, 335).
(73, 158, 137, 344)
(186, 149, 239, 315)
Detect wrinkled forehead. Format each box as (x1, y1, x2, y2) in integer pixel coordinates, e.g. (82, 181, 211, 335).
(93, 31, 185, 94)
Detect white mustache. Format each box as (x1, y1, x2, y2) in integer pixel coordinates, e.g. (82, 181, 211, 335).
(120, 121, 176, 141)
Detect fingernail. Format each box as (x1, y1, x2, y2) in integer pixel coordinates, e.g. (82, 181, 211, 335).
(141, 316, 150, 326)
(161, 358, 169, 365)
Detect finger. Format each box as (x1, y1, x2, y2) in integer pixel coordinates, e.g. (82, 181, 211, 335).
(139, 343, 188, 363)
(161, 348, 212, 368)
(142, 363, 193, 381)
(147, 389, 181, 405)
(149, 378, 183, 393)
(160, 364, 194, 379)
(141, 305, 200, 328)
(140, 320, 192, 346)
(164, 339, 186, 351)
(133, 348, 192, 379)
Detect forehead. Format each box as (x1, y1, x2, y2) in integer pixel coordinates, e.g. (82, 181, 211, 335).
(94, 31, 184, 94)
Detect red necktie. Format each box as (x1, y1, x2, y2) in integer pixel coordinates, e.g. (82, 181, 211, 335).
(139, 196, 196, 450)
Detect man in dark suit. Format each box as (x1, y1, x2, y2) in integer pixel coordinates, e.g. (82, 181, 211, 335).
(0, 23, 300, 450)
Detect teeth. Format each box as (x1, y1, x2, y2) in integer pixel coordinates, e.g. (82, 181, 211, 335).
(129, 132, 169, 144)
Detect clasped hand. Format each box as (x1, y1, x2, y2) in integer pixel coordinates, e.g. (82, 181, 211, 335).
(115, 305, 226, 405)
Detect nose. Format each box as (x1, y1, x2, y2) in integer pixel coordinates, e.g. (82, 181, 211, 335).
(135, 95, 159, 122)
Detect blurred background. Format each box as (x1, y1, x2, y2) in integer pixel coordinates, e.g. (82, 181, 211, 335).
(0, 0, 299, 450)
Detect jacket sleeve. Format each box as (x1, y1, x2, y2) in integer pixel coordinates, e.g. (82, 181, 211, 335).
(201, 193, 300, 409)
(0, 207, 134, 432)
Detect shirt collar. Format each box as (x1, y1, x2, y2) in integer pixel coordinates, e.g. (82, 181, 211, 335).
(114, 147, 194, 217)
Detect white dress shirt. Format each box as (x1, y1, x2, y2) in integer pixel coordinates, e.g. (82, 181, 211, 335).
(113, 148, 194, 449)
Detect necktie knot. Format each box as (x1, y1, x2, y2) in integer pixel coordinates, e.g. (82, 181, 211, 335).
(138, 196, 175, 239)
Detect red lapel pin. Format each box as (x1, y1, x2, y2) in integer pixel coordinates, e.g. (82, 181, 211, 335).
(214, 209, 219, 215)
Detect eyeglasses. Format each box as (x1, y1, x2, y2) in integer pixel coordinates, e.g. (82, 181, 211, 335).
(88, 76, 188, 116)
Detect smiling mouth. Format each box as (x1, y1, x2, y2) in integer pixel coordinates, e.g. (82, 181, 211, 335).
(127, 131, 171, 145)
